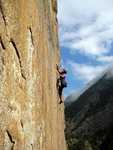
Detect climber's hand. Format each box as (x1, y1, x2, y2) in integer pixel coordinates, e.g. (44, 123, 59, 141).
(56, 64, 59, 70)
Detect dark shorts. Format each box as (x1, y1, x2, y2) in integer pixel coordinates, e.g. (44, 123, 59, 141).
(60, 77, 67, 88)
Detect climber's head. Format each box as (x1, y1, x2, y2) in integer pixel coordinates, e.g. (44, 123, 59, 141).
(59, 67, 67, 74)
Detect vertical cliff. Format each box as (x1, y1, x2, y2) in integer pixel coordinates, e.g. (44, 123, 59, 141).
(0, 0, 66, 149)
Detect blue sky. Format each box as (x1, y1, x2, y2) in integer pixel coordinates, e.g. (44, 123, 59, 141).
(58, 0, 113, 97)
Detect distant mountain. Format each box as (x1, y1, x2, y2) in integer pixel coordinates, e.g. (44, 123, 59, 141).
(65, 66, 113, 150)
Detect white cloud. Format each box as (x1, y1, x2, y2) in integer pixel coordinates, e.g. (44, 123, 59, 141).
(97, 56, 113, 63)
(58, 0, 113, 26)
(58, 0, 113, 57)
(68, 61, 106, 82)
(71, 37, 109, 56)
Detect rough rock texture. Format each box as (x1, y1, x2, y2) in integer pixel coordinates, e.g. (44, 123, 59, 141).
(0, 0, 66, 150)
(65, 67, 113, 150)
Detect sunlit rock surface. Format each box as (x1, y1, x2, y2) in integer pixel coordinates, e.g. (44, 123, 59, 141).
(0, 0, 66, 149)
(65, 67, 113, 150)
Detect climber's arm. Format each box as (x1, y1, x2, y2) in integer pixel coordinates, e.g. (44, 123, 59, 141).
(56, 64, 60, 73)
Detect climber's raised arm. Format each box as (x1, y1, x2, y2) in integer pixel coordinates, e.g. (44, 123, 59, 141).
(56, 64, 60, 73)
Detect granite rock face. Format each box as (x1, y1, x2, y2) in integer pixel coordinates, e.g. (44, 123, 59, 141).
(65, 67, 113, 150)
(0, 0, 66, 150)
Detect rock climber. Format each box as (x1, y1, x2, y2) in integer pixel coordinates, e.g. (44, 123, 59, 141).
(56, 64, 67, 104)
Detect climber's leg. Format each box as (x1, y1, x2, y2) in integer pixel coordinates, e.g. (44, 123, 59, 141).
(57, 78, 61, 88)
(58, 86, 63, 104)
(57, 77, 64, 104)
